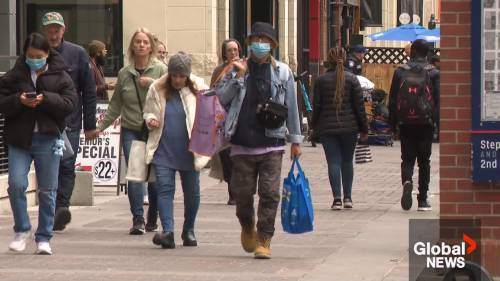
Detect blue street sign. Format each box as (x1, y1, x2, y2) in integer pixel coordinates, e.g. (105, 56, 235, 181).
(472, 134, 500, 182)
(471, 1, 500, 182)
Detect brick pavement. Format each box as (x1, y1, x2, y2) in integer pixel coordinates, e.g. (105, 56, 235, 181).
(0, 142, 439, 281)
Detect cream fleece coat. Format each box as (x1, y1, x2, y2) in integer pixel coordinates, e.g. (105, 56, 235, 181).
(143, 73, 210, 171)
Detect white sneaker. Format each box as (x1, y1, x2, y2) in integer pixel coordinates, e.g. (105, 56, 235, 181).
(143, 195, 149, 205)
(36, 242, 52, 255)
(8, 231, 31, 252)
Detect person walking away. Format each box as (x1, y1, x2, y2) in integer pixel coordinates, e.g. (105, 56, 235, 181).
(216, 22, 303, 259)
(88, 28, 166, 234)
(143, 52, 210, 249)
(389, 39, 440, 212)
(87, 40, 115, 101)
(0, 32, 77, 254)
(41, 12, 97, 231)
(345, 45, 366, 76)
(210, 38, 244, 205)
(311, 47, 368, 210)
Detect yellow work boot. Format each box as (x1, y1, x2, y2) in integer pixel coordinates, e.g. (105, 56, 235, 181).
(240, 219, 257, 253)
(254, 237, 272, 259)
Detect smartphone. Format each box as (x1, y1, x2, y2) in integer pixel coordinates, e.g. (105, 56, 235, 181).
(25, 92, 37, 99)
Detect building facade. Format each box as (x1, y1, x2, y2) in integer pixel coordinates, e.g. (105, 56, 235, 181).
(0, 0, 299, 205)
(0, 0, 299, 78)
(441, 0, 500, 276)
(362, 0, 441, 48)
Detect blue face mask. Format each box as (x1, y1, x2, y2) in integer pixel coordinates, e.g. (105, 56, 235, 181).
(25, 57, 47, 71)
(250, 42, 271, 59)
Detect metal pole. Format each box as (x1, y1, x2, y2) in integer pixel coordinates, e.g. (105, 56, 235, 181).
(328, 0, 335, 49)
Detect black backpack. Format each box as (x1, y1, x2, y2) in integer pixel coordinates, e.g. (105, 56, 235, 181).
(396, 64, 435, 125)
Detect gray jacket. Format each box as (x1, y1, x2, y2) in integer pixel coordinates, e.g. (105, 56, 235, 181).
(216, 58, 303, 144)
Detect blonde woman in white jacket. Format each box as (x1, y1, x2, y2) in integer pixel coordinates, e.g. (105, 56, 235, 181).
(143, 52, 210, 249)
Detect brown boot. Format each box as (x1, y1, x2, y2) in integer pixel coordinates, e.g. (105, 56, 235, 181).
(240, 218, 257, 253)
(254, 236, 272, 259)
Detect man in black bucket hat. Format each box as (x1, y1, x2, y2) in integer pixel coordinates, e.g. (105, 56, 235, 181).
(244, 22, 279, 47)
(216, 22, 303, 259)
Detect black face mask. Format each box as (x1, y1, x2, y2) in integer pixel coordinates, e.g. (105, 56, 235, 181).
(96, 55, 106, 66)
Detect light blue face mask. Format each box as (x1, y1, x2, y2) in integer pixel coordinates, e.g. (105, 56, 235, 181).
(250, 42, 271, 59)
(25, 57, 47, 71)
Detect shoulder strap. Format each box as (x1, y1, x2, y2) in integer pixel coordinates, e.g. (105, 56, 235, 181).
(130, 74, 143, 112)
(130, 73, 149, 140)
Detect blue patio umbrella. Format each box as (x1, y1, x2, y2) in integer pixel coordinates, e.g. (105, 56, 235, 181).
(368, 23, 429, 42)
(416, 28, 440, 42)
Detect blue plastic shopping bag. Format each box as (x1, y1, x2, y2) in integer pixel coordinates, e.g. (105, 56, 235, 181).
(281, 158, 314, 234)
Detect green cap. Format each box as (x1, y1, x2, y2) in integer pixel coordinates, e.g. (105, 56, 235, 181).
(42, 12, 65, 27)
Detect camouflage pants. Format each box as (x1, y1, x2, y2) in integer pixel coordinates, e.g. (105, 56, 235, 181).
(230, 151, 283, 239)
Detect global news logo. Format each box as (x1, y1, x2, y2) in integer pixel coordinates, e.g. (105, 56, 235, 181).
(413, 234, 477, 269)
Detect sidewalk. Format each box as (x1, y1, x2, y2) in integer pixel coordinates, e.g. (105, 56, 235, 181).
(0, 142, 439, 281)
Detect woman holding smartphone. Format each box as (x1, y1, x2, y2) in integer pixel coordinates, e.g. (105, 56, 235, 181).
(0, 32, 77, 255)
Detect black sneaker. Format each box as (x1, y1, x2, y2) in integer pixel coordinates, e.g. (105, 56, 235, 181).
(53, 207, 71, 231)
(343, 198, 353, 209)
(331, 199, 342, 210)
(401, 181, 413, 211)
(153, 232, 175, 249)
(417, 200, 432, 212)
(129, 218, 145, 235)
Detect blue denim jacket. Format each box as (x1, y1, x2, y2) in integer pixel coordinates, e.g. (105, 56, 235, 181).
(216, 58, 303, 144)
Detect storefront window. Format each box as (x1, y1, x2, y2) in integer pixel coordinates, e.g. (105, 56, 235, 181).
(229, 0, 247, 55)
(361, 0, 382, 27)
(397, 0, 423, 26)
(17, 0, 122, 76)
(230, 0, 279, 59)
(0, 1, 17, 73)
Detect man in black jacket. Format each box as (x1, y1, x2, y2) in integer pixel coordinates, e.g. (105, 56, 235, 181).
(345, 45, 366, 75)
(42, 12, 97, 231)
(389, 40, 440, 212)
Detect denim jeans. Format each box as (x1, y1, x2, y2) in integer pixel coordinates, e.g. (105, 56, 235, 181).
(153, 165, 200, 233)
(121, 127, 157, 221)
(56, 129, 80, 209)
(321, 133, 358, 199)
(8, 133, 61, 242)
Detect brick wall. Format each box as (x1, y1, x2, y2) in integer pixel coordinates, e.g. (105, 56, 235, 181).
(440, 0, 500, 275)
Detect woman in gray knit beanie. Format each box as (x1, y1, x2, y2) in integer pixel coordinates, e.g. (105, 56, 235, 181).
(168, 51, 191, 77)
(143, 51, 210, 249)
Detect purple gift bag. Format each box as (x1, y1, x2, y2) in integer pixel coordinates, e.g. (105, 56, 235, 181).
(189, 89, 226, 157)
